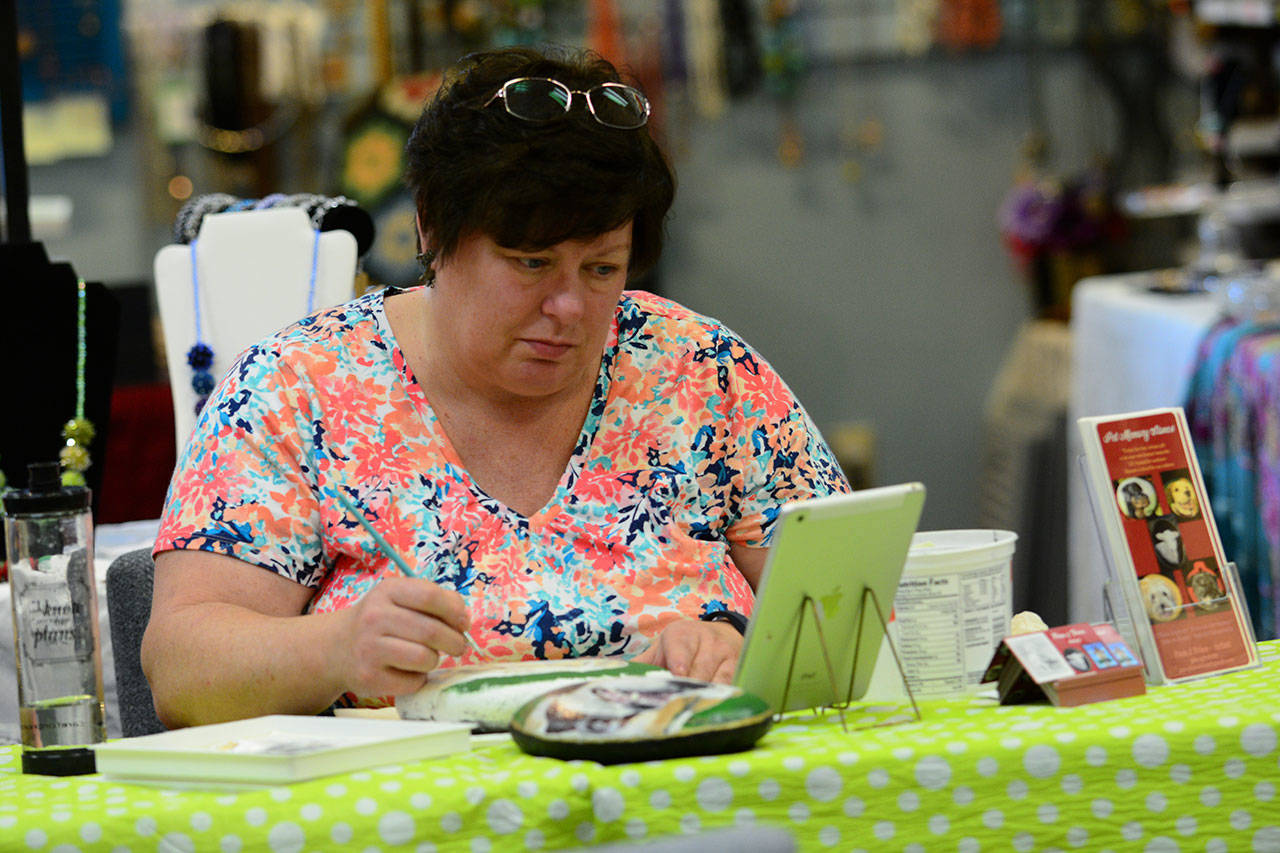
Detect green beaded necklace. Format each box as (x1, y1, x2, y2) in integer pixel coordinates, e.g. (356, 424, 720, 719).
(60, 279, 95, 486)
(0, 280, 93, 503)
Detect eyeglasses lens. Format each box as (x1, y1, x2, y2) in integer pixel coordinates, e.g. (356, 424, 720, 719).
(588, 85, 648, 129)
(504, 79, 570, 121)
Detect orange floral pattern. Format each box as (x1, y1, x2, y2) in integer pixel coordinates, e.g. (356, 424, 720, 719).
(156, 288, 849, 706)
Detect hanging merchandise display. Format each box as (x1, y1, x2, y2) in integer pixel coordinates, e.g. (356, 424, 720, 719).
(130, 4, 327, 217)
(686, 0, 728, 119)
(936, 0, 1002, 51)
(198, 18, 281, 196)
(587, 0, 628, 72)
(340, 113, 412, 209)
(197, 12, 303, 160)
(629, 7, 673, 170)
(492, 0, 548, 47)
(896, 0, 939, 56)
(318, 0, 360, 94)
(1035, 0, 1079, 45)
(720, 0, 763, 98)
(59, 281, 95, 487)
(16, 0, 125, 164)
(368, 194, 425, 289)
(761, 1, 804, 98)
(762, 0, 807, 167)
(661, 0, 688, 85)
(337, 73, 443, 211)
(185, 229, 322, 415)
(339, 73, 442, 288)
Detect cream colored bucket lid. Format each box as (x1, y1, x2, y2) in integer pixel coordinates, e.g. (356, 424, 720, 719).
(904, 529, 1018, 574)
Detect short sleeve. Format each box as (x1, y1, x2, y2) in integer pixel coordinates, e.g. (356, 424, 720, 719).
(719, 330, 851, 548)
(153, 341, 328, 587)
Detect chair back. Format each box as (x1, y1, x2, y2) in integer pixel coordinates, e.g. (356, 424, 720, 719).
(105, 548, 166, 737)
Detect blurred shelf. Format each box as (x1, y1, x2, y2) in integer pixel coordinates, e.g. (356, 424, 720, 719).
(1195, 0, 1278, 26)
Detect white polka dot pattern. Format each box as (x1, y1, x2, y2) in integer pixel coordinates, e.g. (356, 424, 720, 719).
(0, 642, 1277, 850)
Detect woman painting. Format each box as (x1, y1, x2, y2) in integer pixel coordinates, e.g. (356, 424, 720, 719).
(143, 46, 849, 728)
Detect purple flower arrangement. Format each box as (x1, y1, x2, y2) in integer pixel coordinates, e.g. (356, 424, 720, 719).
(999, 168, 1125, 267)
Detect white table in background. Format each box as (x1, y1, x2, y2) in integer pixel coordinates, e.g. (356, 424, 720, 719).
(1067, 273, 1219, 622)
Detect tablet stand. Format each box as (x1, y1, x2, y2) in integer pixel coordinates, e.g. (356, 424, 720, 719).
(777, 587, 921, 732)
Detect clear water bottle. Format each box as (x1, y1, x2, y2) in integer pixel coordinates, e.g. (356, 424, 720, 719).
(3, 461, 105, 775)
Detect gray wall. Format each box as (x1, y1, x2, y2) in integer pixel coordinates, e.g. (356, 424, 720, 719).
(660, 52, 1135, 529)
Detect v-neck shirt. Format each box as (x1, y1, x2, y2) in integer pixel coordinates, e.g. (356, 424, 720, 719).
(156, 286, 849, 707)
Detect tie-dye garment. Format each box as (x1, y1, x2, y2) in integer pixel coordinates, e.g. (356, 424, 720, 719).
(155, 287, 849, 705)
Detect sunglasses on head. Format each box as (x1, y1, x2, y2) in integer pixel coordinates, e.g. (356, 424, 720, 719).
(484, 77, 651, 129)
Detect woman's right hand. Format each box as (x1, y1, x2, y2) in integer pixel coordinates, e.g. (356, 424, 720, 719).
(144, 552, 476, 728)
(334, 575, 473, 699)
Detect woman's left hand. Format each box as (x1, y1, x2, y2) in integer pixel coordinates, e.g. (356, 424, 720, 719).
(633, 618, 743, 683)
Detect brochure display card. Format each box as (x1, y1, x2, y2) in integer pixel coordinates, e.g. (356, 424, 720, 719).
(981, 622, 1146, 707)
(1076, 407, 1259, 684)
(92, 715, 471, 785)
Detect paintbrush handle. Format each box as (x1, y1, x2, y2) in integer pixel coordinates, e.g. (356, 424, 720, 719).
(333, 490, 413, 573)
(334, 489, 490, 660)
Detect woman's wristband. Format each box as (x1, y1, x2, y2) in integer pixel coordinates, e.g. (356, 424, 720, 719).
(699, 609, 748, 635)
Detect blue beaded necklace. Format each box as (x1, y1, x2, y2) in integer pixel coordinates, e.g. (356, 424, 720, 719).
(186, 230, 321, 415)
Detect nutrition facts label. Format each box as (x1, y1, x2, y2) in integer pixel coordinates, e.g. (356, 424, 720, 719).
(893, 562, 1011, 696)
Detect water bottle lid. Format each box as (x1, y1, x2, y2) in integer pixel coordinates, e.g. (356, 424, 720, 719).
(1, 461, 90, 515)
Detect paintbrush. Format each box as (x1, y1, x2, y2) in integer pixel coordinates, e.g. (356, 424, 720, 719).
(334, 489, 489, 660)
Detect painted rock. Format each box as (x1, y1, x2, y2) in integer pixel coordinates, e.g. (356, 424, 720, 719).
(510, 675, 773, 764)
(397, 658, 665, 731)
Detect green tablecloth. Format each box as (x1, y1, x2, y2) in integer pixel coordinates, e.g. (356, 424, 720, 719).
(4, 642, 1279, 852)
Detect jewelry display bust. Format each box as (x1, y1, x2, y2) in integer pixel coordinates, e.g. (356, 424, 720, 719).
(154, 207, 358, 448)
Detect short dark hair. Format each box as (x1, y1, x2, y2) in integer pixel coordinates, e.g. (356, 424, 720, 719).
(404, 46, 675, 280)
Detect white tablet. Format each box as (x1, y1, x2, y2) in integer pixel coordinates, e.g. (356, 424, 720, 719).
(734, 483, 926, 713)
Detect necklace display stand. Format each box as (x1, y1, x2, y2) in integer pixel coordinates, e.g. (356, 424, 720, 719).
(0, 244, 119, 512)
(154, 206, 357, 448)
(777, 586, 921, 732)
(1, 2, 118, 516)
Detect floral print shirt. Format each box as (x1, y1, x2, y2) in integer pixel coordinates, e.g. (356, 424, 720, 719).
(155, 287, 849, 705)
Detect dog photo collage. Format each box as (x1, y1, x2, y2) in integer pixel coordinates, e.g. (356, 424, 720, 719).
(1113, 468, 1231, 625)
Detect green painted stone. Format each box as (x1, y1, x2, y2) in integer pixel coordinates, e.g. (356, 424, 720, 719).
(510, 676, 773, 764)
(397, 659, 665, 732)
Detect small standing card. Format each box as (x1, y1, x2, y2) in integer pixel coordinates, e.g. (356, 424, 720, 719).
(982, 623, 1147, 707)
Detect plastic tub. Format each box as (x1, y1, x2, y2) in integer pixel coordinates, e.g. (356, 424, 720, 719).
(887, 529, 1018, 699)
